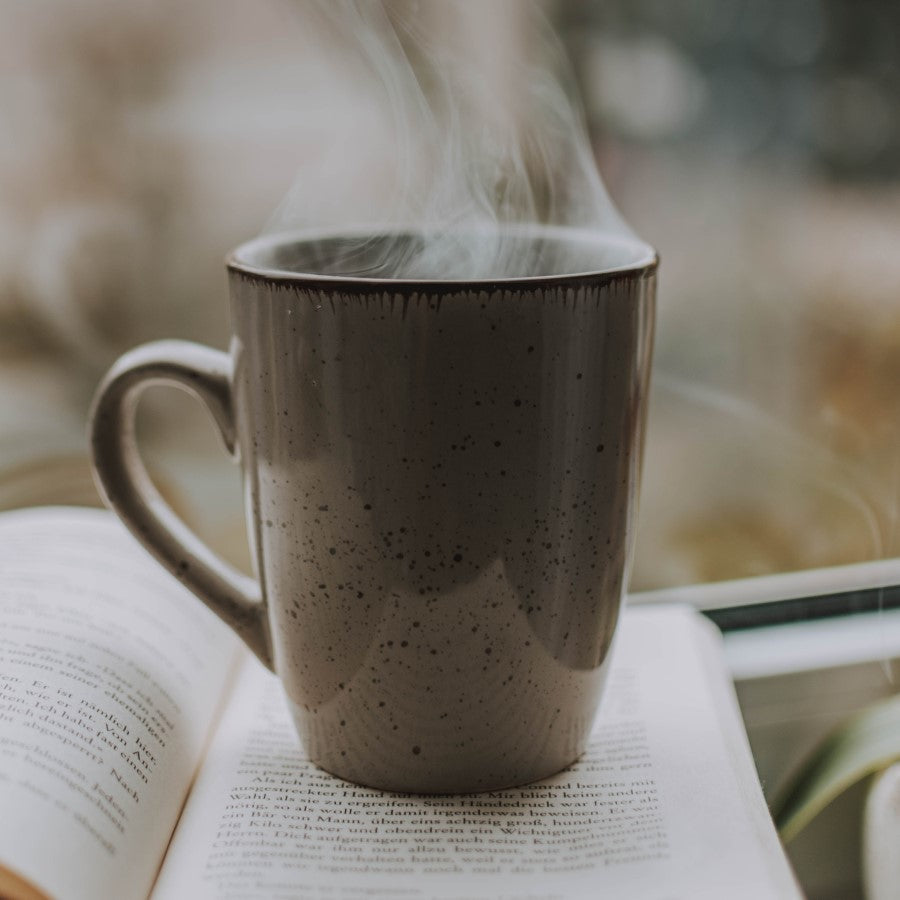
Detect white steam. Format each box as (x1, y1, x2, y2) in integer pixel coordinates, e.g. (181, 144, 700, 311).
(264, 0, 643, 279)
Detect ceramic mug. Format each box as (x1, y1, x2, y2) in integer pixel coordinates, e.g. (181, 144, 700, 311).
(89, 226, 657, 793)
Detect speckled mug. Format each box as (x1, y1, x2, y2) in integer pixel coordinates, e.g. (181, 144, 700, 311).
(90, 227, 657, 793)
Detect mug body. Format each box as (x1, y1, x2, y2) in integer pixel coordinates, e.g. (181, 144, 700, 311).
(228, 228, 656, 792)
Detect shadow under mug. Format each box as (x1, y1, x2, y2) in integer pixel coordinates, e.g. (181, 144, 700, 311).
(89, 226, 657, 793)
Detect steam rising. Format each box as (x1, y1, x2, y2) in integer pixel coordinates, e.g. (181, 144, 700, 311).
(265, 0, 645, 279)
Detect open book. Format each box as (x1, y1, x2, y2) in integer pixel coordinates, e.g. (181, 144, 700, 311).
(0, 507, 799, 900)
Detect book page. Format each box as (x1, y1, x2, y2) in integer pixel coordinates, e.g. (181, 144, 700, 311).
(0, 507, 241, 900)
(153, 606, 799, 899)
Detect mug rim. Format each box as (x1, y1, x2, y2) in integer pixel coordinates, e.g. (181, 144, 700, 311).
(227, 224, 658, 290)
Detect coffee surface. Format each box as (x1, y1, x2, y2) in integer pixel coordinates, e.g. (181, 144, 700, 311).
(235, 229, 655, 281)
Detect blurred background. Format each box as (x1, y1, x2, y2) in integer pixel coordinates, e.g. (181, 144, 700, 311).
(1, 0, 898, 591)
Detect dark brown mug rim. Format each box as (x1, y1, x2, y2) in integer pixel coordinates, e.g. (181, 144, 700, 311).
(227, 225, 658, 293)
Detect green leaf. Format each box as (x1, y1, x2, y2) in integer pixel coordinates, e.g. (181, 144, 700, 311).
(773, 694, 900, 844)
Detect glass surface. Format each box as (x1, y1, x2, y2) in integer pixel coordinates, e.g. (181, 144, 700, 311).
(0, 0, 897, 603)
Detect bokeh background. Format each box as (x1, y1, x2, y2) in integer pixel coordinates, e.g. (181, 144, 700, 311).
(1, 0, 898, 590)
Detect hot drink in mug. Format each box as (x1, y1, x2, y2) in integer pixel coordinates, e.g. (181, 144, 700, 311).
(90, 226, 656, 793)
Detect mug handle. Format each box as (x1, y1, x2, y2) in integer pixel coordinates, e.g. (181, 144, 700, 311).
(89, 340, 273, 670)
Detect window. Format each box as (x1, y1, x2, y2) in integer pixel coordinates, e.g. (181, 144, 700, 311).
(1, 0, 897, 598)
